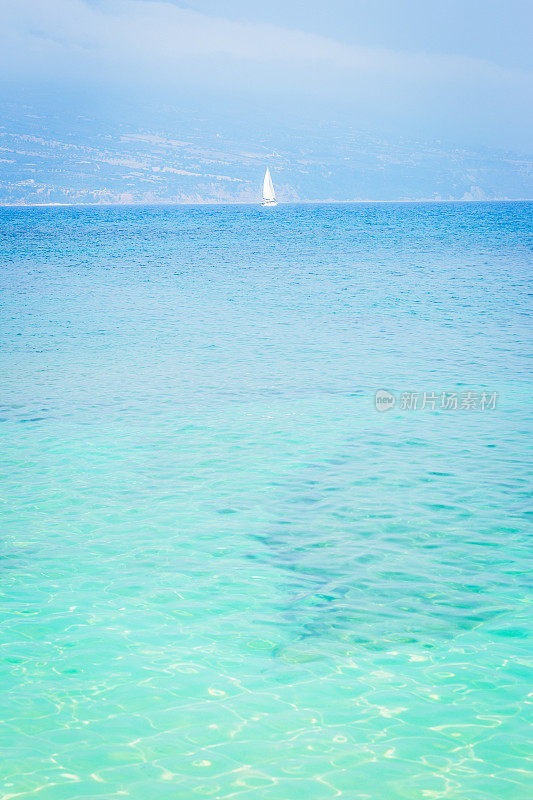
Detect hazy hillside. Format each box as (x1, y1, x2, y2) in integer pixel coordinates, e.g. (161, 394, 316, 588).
(1, 103, 531, 204)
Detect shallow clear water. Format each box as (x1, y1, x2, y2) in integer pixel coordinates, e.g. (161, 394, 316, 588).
(0, 202, 532, 799)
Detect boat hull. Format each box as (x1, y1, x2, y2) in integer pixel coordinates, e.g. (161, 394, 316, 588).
(261, 200, 278, 207)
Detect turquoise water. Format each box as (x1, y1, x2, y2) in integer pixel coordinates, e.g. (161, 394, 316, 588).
(0, 202, 532, 799)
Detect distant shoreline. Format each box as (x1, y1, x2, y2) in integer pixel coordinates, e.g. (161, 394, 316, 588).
(1, 199, 532, 209)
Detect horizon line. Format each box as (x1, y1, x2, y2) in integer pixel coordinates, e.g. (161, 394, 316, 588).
(1, 199, 532, 209)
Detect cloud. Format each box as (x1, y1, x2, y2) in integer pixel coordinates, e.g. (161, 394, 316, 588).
(1, 0, 529, 87)
(1, 0, 531, 154)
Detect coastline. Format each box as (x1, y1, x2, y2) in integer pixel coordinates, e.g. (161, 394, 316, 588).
(1, 198, 532, 208)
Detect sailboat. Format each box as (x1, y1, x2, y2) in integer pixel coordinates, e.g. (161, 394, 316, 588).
(261, 168, 277, 207)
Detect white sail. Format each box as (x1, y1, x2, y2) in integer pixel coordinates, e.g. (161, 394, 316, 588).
(262, 168, 276, 203)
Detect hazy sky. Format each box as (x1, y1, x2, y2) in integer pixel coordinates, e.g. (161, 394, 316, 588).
(1, 0, 532, 153)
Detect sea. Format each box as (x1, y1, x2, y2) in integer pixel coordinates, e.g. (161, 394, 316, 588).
(0, 202, 531, 799)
